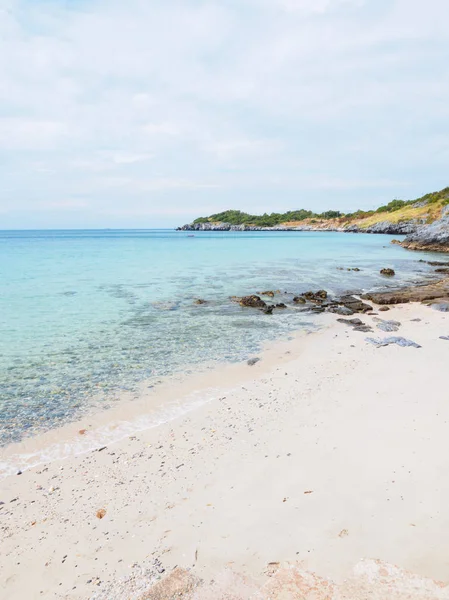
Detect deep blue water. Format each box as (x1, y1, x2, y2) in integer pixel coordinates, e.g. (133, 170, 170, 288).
(0, 229, 444, 445)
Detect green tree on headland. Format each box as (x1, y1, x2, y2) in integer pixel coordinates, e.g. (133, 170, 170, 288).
(192, 187, 449, 227)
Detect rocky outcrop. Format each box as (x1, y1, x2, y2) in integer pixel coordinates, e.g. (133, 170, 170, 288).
(400, 206, 449, 252)
(259, 290, 280, 297)
(177, 220, 419, 234)
(345, 220, 419, 235)
(239, 295, 267, 308)
(177, 221, 341, 232)
(334, 295, 373, 314)
(363, 278, 449, 305)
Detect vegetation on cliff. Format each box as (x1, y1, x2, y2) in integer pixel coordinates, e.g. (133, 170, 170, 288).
(191, 187, 449, 229)
(193, 209, 342, 228)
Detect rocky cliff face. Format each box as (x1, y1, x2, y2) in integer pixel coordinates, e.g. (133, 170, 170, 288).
(178, 222, 338, 231)
(345, 220, 418, 235)
(400, 206, 449, 252)
(177, 220, 419, 234)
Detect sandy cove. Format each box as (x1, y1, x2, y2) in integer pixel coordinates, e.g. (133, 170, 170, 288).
(1, 302, 449, 599)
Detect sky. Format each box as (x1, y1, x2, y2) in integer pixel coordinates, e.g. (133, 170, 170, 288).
(0, 0, 448, 229)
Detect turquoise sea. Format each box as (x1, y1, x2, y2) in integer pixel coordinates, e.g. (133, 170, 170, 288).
(0, 229, 445, 447)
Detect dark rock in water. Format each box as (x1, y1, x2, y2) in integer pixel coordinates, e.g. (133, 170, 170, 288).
(421, 260, 449, 266)
(365, 336, 421, 348)
(240, 295, 267, 309)
(374, 318, 401, 332)
(380, 268, 395, 277)
(379, 306, 390, 312)
(262, 305, 274, 315)
(303, 290, 328, 303)
(293, 296, 306, 304)
(260, 290, 279, 297)
(275, 303, 287, 309)
(328, 305, 355, 316)
(337, 318, 364, 326)
(435, 268, 449, 274)
(311, 306, 326, 313)
(431, 302, 449, 312)
(364, 279, 449, 305)
(194, 299, 207, 305)
(337, 295, 373, 314)
(247, 357, 261, 366)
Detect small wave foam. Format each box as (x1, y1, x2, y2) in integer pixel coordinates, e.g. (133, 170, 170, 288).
(0, 388, 216, 479)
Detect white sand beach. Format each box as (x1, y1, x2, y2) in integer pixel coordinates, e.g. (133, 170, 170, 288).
(2, 302, 449, 599)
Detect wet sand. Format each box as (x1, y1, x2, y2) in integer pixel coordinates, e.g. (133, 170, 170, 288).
(1, 303, 449, 599)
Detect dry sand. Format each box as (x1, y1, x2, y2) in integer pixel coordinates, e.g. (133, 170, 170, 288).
(1, 302, 449, 599)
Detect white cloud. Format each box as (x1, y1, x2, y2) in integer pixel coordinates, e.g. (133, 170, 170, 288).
(91, 177, 220, 192)
(111, 153, 154, 165)
(205, 138, 283, 160)
(278, 0, 363, 14)
(142, 123, 181, 136)
(0, 0, 448, 226)
(0, 118, 69, 150)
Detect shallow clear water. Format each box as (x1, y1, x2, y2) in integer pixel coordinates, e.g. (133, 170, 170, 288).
(0, 229, 445, 445)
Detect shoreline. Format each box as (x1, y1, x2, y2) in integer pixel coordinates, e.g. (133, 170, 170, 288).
(2, 269, 448, 478)
(0, 318, 328, 478)
(2, 300, 449, 598)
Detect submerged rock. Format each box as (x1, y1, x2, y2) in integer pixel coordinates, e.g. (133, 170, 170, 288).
(421, 259, 449, 266)
(239, 295, 267, 309)
(380, 268, 395, 277)
(152, 301, 179, 311)
(194, 299, 207, 305)
(310, 306, 326, 313)
(304, 289, 328, 300)
(260, 290, 280, 297)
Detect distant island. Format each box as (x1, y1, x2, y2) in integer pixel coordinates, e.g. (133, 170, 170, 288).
(177, 186, 449, 251)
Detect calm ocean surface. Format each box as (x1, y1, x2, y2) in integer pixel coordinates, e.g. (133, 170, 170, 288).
(0, 229, 444, 446)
